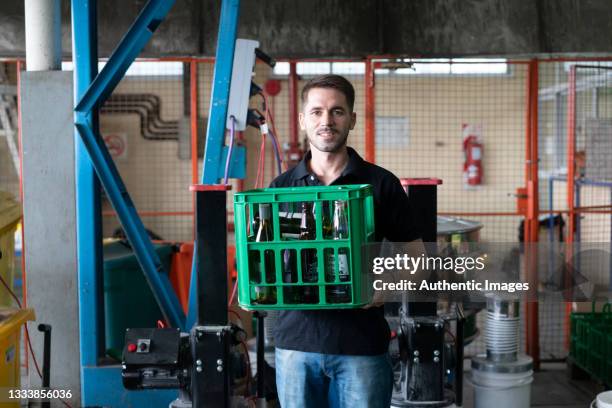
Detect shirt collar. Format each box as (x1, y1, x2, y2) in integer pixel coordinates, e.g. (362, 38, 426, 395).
(293, 146, 364, 180)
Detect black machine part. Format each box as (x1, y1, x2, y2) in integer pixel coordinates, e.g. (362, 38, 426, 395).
(392, 310, 465, 408)
(38, 324, 52, 408)
(122, 328, 190, 390)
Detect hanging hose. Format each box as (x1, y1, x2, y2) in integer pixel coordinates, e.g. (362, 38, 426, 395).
(223, 115, 236, 185)
(267, 128, 282, 176)
(255, 133, 266, 189)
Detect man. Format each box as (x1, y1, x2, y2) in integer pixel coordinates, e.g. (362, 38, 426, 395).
(270, 74, 420, 408)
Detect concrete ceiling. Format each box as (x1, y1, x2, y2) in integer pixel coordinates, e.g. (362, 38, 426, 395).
(2, 0, 612, 59)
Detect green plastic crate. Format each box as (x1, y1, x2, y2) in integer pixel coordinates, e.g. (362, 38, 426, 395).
(570, 302, 612, 385)
(234, 184, 375, 310)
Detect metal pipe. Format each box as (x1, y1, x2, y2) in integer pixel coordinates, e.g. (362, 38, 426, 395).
(24, 0, 62, 71)
(38, 324, 52, 408)
(289, 62, 298, 148)
(365, 58, 375, 163)
(455, 306, 464, 407)
(255, 311, 265, 399)
(526, 60, 540, 370)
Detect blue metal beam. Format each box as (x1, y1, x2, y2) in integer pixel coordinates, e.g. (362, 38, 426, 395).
(73, 0, 184, 330)
(201, 0, 240, 185)
(75, 120, 184, 328)
(75, 0, 176, 114)
(82, 366, 177, 407)
(73, 0, 185, 404)
(72, 0, 103, 386)
(187, 0, 241, 327)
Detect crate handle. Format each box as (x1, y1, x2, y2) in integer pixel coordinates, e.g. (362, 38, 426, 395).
(364, 194, 375, 237)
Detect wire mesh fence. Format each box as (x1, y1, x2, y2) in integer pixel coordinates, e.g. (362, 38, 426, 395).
(6, 57, 612, 363)
(0, 61, 21, 201)
(538, 60, 612, 360)
(370, 59, 529, 357)
(100, 60, 196, 242)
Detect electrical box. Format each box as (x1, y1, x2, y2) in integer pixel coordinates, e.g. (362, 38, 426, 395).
(226, 39, 259, 131)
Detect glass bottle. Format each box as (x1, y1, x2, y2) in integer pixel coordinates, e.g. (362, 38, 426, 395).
(282, 248, 301, 303)
(327, 200, 351, 303)
(299, 202, 318, 303)
(252, 203, 276, 304)
(249, 207, 260, 242)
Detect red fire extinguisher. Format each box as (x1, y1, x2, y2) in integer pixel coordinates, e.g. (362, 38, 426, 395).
(463, 134, 483, 186)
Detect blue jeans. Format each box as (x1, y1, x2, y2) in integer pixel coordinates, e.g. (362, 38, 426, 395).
(275, 348, 394, 408)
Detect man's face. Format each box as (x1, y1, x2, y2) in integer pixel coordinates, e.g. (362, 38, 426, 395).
(299, 87, 356, 154)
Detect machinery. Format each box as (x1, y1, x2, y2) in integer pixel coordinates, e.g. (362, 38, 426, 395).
(117, 25, 277, 408)
(387, 180, 464, 408)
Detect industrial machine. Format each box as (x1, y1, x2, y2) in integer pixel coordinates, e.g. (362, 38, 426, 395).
(118, 31, 278, 408)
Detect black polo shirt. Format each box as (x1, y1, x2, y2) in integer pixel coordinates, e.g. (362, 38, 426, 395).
(270, 146, 420, 355)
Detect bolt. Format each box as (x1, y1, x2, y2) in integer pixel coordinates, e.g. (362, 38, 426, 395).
(196, 366, 202, 373)
(413, 357, 419, 364)
(217, 359, 223, 365)
(433, 350, 440, 356)
(196, 359, 202, 366)
(433, 357, 440, 363)
(413, 350, 420, 356)
(217, 366, 223, 372)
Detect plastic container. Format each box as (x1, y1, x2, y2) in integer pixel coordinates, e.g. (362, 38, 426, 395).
(234, 184, 375, 310)
(570, 301, 612, 385)
(471, 369, 533, 408)
(0, 192, 21, 307)
(103, 241, 174, 359)
(0, 308, 35, 407)
(596, 391, 612, 408)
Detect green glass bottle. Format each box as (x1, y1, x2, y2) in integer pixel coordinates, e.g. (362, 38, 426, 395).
(299, 202, 318, 303)
(252, 203, 276, 304)
(327, 200, 351, 303)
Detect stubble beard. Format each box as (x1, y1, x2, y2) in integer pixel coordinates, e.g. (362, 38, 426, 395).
(308, 129, 349, 153)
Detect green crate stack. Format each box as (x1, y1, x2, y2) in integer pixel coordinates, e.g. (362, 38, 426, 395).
(570, 302, 612, 385)
(234, 185, 375, 310)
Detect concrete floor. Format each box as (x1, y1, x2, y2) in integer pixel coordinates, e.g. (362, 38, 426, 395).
(462, 362, 603, 408)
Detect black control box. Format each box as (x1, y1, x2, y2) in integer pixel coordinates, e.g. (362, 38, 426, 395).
(122, 327, 188, 390)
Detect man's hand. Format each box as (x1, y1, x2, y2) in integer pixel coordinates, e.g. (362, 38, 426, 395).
(362, 288, 385, 309)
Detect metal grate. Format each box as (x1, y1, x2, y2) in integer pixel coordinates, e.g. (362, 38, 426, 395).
(100, 60, 194, 242)
(0, 61, 21, 201)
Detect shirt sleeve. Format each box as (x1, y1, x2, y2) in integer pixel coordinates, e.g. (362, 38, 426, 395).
(380, 175, 422, 242)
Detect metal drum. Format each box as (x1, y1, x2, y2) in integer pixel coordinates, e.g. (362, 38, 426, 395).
(437, 216, 483, 345)
(436, 216, 483, 258)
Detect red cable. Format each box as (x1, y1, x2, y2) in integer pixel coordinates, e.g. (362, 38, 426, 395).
(255, 136, 266, 188)
(260, 92, 286, 173)
(228, 279, 238, 306)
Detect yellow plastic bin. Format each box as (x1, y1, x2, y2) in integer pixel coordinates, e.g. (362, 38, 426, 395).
(0, 192, 21, 307)
(0, 308, 35, 407)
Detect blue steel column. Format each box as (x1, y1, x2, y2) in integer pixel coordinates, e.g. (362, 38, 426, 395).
(186, 0, 241, 327)
(73, 0, 184, 330)
(201, 0, 240, 185)
(71, 0, 104, 399)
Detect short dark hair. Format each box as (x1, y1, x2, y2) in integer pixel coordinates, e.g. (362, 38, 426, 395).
(301, 74, 355, 112)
